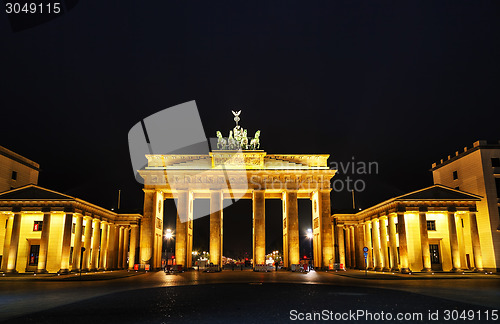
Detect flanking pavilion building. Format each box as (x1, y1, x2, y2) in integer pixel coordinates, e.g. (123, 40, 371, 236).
(333, 185, 484, 273)
(0, 185, 141, 274)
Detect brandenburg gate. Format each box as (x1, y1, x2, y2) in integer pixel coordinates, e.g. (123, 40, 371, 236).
(137, 112, 337, 270)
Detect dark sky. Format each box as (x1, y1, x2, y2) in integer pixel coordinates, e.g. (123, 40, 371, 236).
(1, 1, 499, 257)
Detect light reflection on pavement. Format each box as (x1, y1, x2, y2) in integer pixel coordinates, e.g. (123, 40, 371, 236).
(0, 270, 499, 322)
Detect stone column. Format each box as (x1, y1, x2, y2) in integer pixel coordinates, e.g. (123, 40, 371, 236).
(122, 227, 130, 269)
(128, 225, 139, 269)
(1, 214, 14, 271)
(252, 190, 265, 266)
(447, 210, 461, 271)
(113, 225, 120, 268)
(117, 226, 124, 269)
(357, 225, 366, 269)
(469, 211, 483, 271)
(99, 222, 109, 270)
(209, 190, 223, 268)
(337, 225, 345, 268)
(36, 212, 51, 273)
(388, 214, 398, 271)
(72, 215, 83, 271)
(140, 190, 163, 267)
(419, 210, 432, 272)
(373, 219, 383, 271)
(397, 211, 410, 273)
(6, 212, 22, 273)
(283, 190, 299, 267)
(282, 197, 289, 268)
(344, 226, 351, 268)
(350, 226, 356, 268)
(319, 190, 333, 269)
(364, 220, 373, 270)
(379, 216, 390, 271)
(107, 224, 117, 269)
(82, 216, 93, 271)
(91, 219, 101, 271)
(59, 213, 73, 274)
(175, 190, 193, 269)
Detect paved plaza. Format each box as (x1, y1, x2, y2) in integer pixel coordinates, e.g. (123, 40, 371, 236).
(1, 269, 498, 323)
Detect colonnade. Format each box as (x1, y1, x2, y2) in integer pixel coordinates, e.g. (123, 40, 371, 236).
(1, 212, 139, 274)
(140, 188, 333, 270)
(337, 208, 483, 273)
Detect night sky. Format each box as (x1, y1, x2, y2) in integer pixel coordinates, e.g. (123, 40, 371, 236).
(1, 1, 499, 257)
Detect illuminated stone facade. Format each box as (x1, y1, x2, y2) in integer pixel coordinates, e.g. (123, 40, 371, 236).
(333, 185, 484, 273)
(0, 145, 39, 192)
(139, 151, 337, 270)
(0, 186, 141, 273)
(431, 140, 500, 271)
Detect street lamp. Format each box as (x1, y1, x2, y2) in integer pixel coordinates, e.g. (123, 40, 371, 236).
(165, 229, 174, 266)
(306, 229, 313, 269)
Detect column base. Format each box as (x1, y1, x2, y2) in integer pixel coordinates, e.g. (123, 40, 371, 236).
(400, 268, 411, 274)
(390, 267, 399, 272)
(374, 267, 383, 272)
(421, 268, 432, 272)
(35, 269, 48, 274)
(57, 269, 70, 275)
(5, 269, 18, 274)
(381, 267, 391, 272)
(473, 268, 484, 272)
(451, 268, 462, 273)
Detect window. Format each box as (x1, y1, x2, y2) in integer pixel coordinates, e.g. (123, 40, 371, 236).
(455, 186, 460, 190)
(427, 220, 436, 231)
(395, 223, 399, 232)
(5, 219, 7, 229)
(69, 247, 74, 262)
(453, 171, 458, 180)
(11, 171, 17, 180)
(492, 158, 500, 167)
(72, 223, 76, 234)
(33, 221, 43, 231)
(495, 178, 500, 198)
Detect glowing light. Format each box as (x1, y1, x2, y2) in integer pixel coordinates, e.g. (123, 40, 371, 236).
(165, 228, 173, 240)
(306, 228, 313, 239)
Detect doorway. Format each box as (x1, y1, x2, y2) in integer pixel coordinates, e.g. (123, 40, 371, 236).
(429, 243, 442, 271)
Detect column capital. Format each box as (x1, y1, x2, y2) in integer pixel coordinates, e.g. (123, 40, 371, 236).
(364, 219, 372, 224)
(92, 218, 101, 223)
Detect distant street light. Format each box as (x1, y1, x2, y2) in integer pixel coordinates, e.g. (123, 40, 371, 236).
(165, 228, 173, 240)
(307, 229, 313, 268)
(165, 229, 174, 266)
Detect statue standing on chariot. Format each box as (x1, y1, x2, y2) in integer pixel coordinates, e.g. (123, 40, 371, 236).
(215, 110, 261, 150)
